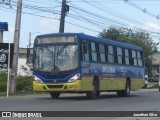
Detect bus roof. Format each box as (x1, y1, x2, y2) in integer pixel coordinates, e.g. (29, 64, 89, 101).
(36, 33, 143, 51)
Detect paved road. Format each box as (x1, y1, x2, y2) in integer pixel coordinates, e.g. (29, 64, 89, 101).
(0, 89, 160, 120)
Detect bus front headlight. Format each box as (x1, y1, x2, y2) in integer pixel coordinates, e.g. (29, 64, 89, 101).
(33, 75, 43, 83)
(68, 73, 80, 83)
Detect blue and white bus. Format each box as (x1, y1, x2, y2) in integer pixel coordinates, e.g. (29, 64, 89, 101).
(32, 33, 145, 99)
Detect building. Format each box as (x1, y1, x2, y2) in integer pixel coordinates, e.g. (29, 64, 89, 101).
(18, 48, 33, 76)
(151, 52, 160, 76)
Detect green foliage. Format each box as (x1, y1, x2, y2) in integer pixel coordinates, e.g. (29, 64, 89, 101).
(16, 76, 33, 94)
(0, 72, 7, 93)
(98, 26, 159, 74)
(0, 72, 33, 95)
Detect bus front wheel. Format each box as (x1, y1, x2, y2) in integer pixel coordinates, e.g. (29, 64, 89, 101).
(86, 79, 99, 99)
(50, 92, 60, 99)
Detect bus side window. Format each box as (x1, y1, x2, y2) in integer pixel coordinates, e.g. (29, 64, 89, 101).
(137, 51, 143, 66)
(108, 45, 114, 63)
(82, 40, 89, 62)
(129, 50, 134, 65)
(99, 43, 106, 63)
(117, 47, 122, 64)
(124, 49, 129, 65)
(91, 42, 98, 62)
(132, 50, 137, 66)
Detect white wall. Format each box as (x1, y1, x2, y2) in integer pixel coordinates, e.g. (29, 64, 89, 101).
(152, 52, 160, 65)
(18, 58, 32, 76)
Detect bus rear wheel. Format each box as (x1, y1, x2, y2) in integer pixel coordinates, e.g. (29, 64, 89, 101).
(86, 79, 99, 99)
(117, 80, 131, 97)
(50, 92, 60, 99)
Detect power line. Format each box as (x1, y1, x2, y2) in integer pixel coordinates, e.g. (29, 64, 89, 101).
(1, 0, 160, 35)
(82, 0, 160, 31)
(23, 0, 61, 6)
(69, 4, 129, 26)
(69, 8, 109, 29)
(70, 0, 160, 2)
(124, 0, 160, 20)
(11, 0, 61, 14)
(2, 0, 125, 31)
(8, 0, 160, 34)
(69, 3, 160, 34)
(0, 4, 100, 33)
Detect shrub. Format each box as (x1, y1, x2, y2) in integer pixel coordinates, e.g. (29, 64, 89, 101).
(0, 72, 7, 93)
(16, 76, 33, 94)
(0, 72, 33, 94)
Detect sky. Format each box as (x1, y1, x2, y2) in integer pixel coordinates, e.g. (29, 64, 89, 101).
(0, 0, 160, 49)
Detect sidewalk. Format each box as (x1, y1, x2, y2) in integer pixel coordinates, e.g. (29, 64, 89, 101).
(147, 81, 158, 88)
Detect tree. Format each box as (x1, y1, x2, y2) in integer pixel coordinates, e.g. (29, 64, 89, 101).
(98, 26, 159, 75)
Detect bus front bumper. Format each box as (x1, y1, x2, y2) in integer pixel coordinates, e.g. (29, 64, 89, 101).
(33, 80, 82, 92)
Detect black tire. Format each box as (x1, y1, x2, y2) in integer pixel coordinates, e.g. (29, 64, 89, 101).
(50, 92, 60, 99)
(117, 80, 131, 97)
(86, 78, 99, 99)
(159, 86, 160, 92)
(96, 91, 100, 97)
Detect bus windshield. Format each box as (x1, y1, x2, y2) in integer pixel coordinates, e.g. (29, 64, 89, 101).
(33, 44, 78, 73)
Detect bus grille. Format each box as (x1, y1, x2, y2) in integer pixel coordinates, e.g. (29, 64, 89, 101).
(41, 74, 69, 79)
(45, 80, 66, 83)
(47, 85, 63, 89)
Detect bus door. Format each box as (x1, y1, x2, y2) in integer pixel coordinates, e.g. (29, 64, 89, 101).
(81, 39, 91, 91)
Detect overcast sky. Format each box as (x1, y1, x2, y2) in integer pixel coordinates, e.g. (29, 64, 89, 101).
(0, 0, 160, 49)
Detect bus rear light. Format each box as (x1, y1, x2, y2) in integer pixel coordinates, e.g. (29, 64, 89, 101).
(68, 73, 80, 83)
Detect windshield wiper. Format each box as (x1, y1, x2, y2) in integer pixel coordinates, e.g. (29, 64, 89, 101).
(56, 44, 68, 57)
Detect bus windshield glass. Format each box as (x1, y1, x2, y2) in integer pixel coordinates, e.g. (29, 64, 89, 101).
(34, 45, 78, 73)
(33, 44, 78, 73)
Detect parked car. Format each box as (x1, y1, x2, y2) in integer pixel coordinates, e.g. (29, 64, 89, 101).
(148, 75, 159, 82)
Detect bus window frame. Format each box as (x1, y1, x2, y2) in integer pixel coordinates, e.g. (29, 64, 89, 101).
(80, 38, 144, 67)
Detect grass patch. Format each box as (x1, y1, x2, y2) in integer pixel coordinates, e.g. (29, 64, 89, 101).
(0, 72, 33, 95)
(16, 76, 33, 95)
(0, 72, 7, 93)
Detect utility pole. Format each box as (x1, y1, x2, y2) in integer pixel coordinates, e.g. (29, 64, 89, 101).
(26, 32, 31, 62)
(59, 0, 69, 33)
(0, 31, 3, 43)
(28, 32, 40, 49)
(158, 41, 160, 92)
(29, 32, 31, 49)
(10, 0, 22, 94)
